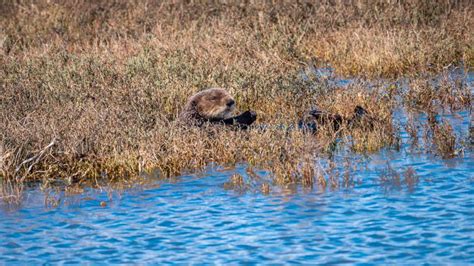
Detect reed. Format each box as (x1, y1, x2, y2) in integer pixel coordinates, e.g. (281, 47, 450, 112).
(432, 120, 458, 158)
(379, 165, 420, 191)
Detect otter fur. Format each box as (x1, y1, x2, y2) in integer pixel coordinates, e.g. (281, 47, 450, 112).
(179, 88, 257, 129)
(299, 106, 370, 132)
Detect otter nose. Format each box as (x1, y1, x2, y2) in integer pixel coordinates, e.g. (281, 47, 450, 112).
(226, 99, 235, 107)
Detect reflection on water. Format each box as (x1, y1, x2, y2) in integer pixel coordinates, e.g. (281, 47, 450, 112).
(1, 70, 473, 264)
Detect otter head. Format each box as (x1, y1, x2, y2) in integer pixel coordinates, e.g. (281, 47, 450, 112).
(189, 88, 236, 120)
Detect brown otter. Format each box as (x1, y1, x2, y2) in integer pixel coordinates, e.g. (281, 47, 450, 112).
(299, 106, 371, 132)
(179, 88, 257, 129)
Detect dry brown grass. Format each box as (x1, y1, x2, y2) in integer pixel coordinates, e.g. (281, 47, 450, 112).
(306, 25, 472, 78)
(432, 120, 458, 158)
(1, 1, 472, 202)
(404, 74, 471, 112)
(379, 165, 420, 191)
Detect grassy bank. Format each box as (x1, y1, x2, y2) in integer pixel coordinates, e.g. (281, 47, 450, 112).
(1, 1, 472, 202)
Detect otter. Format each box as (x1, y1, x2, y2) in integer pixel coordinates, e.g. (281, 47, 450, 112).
(179, 88, 257, 129)
(179, 88, 370, 132)
(298, 106, 371, 132)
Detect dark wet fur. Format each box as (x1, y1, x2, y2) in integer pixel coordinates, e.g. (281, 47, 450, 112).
(299, 106, 370, 133)
(208, 110, 257, 130)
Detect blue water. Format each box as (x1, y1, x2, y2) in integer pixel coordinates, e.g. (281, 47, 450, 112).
(1, 71, 473, 264)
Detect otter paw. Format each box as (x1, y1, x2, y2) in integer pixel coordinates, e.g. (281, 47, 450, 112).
(235, 110, 257, 126)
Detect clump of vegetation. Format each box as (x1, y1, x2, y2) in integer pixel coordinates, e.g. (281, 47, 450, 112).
(260, 183, 270, 195)
(404, 74, 471, 112)
(432, 120, 458, 158)
(379, 165, 420, 192)
(1, 1, 472, 203)
(223, 174, 246, 192)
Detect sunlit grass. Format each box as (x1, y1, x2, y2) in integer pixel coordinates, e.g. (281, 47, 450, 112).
(1, 1, 472, 203)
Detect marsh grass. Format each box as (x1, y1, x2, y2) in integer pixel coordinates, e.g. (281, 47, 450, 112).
(404, 73, 471, 113)
(1, 1, 473, 202)
(432, 120, 458, 158)
(379, 165, 420, 191)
